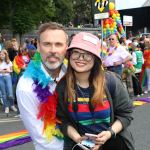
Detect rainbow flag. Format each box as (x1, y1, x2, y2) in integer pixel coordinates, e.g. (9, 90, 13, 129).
(100, 46, 108, 59)
(139, 67, 147, 87)
(0, 130, 32, 149)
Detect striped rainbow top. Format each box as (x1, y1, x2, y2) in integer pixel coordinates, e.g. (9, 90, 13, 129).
(68, 86, 111, 135)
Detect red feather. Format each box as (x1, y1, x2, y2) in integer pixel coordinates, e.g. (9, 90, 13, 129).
(37, 92, 58, 130)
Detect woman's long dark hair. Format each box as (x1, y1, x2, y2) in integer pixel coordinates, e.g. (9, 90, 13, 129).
(65, 53, 105, 106)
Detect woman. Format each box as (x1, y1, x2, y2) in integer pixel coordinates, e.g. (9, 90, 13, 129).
(56, 32, 134, 150)
(0, 49, 17, 114)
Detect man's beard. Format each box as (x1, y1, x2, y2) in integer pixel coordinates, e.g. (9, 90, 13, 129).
(43, 55, 65, 70)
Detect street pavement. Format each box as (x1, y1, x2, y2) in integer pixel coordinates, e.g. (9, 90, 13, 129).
(0, 95, 150, 150)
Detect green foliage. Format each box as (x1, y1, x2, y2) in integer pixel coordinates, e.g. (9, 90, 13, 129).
(11, 8, 34, 35)
(0, 0, 55, 33)
(53, 0, 74, 25)
(0, 0, 93, 34)
(0, 0, 12, 27)
(73, 0, 93, 25)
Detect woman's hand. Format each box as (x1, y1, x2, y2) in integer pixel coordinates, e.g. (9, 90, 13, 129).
(92, 131, 111, 149)
(76, 135, 88, 143)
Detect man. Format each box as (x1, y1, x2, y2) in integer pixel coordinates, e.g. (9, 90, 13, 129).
(103, 34, 131, 76)
(131, 41, 144, 97)
(16, 22, 68, 150)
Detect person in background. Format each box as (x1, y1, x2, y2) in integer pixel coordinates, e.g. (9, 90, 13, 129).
(16, 22, 68, 150)
(13, 47, 30, 79)
(131, 41, 144, 97)
(12, 47, 30, 104)
(143, 42, 150, 94)
(5, 39, 18, 62)
(0, 34, 5, 51)
(25, 38, 37, 58)
(33, 38, 38, 49)
(103, 34, 132, 76)
(139, 37, 145, 52)
(11, 38, 19, 51)
(119, 37, 129, 51)
(56, 32, 134, 150)
(0, 49, 17, 114)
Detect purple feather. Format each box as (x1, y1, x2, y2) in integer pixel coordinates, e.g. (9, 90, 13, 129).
(33, 80, 53, 102)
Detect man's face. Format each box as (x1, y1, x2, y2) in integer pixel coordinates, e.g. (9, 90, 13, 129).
(38, 29, 68, 70)
(109, 34, 118, 47)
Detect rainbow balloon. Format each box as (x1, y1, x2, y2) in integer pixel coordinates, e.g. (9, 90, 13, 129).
(0, 130, 32, 149)
(103, 2, 125, 38)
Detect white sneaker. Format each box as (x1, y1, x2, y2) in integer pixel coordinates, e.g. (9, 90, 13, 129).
(14, 114, 21, 118)
(136, 95, 140, 97)
(11, 106, 18, 112)
(5, 107, 9, 114)
(144, 91, 148, 94)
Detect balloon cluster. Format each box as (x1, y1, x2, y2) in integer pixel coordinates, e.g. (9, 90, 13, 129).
(103, 2, 125, 38)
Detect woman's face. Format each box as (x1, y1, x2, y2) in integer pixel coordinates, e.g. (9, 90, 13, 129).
(70, 49, 94, 73)
(0, 51, 5, 60)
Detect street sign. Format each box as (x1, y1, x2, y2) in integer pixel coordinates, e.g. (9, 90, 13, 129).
(123, 15, 133, 26)
(93, 0, 109, 19)
(94, 12, 109, 19)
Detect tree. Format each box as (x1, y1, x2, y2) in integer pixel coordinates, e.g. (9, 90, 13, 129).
(0, 0, 57, 43)
(0, 0, 55, 33)
(0, 0, 13, 27)
(11, 8, 35, 43)
(53, 0, 74, 25)
(73, 0, 93, 26)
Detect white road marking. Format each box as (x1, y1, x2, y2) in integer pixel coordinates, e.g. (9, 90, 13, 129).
(0, 118, 21, 123)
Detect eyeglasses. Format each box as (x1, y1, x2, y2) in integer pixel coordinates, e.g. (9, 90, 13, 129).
(109, 38, 115, 41)
(70, 50, 93, 62)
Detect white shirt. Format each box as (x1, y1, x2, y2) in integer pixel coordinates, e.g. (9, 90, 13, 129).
(103, 45, 131, 67)
(0, 61, 12, 76)
(125, 39, 132, 46)
(16, 64, 66, 150)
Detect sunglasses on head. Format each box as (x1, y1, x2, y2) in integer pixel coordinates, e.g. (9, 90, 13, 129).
(109, 38, 115, 41)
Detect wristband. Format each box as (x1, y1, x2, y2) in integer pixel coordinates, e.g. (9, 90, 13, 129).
(107, 127, 116, 139)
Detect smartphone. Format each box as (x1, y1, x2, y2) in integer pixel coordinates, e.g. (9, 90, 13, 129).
(77, 143, 90, 150)
(85, 133, 98, 138)
(81, 139, 95, 148)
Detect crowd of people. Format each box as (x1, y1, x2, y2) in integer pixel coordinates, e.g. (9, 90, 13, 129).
(0, 21, 150, 150)
(0, 37, 37, 114)
(102, 34, 150, 97)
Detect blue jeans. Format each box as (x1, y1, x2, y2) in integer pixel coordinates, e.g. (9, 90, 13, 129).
(0, 75, 14, 108)
(107, 65, 123, 76)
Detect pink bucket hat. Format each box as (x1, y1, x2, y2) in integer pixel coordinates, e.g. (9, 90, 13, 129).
(68, 32, 101, 59)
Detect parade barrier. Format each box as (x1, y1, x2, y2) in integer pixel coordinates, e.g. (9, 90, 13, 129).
(0, 130, 31, 149)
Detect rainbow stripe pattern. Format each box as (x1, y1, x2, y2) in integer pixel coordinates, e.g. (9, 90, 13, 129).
(68, 95, 111, 134)
(0, 130, 31, 149)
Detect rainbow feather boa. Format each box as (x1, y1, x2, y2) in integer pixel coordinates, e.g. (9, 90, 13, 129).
(23, 52, 63, 140)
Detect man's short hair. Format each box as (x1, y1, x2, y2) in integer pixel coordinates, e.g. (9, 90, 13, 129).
(37, 22, 68, 41)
